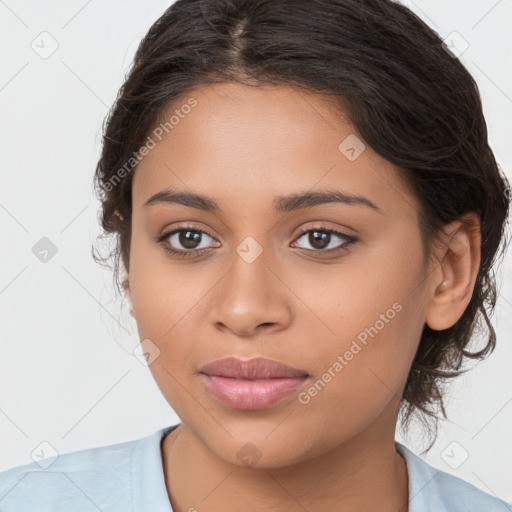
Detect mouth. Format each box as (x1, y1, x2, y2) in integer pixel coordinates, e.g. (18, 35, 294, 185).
(200, 375, 309, 410)
(199, 356, 310, 410)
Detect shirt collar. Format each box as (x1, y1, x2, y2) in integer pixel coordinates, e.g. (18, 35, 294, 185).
(132, 424, 179, 512)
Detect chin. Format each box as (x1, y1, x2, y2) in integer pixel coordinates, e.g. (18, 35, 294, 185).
(198, 425, 317, 470)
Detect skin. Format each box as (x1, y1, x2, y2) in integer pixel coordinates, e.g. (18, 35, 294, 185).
(124, 82, 481, 512)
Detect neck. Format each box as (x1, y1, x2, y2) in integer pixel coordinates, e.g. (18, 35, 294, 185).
(161, 417, 409, 512)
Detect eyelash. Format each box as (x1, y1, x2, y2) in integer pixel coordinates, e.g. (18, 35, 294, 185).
(156, 225, 357, 258)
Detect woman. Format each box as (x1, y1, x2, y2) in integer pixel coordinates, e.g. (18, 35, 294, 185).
(1, 0, 510, 510)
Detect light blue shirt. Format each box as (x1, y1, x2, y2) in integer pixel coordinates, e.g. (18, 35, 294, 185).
(1, 424, 510, 511)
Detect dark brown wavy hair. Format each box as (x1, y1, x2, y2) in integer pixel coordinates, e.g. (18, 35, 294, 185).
(92, 0, 510, 450)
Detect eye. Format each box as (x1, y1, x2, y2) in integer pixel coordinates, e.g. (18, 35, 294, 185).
(291, 226, 357, 255)
(156, 226, 220, 258)
(155, 224, 357, 259)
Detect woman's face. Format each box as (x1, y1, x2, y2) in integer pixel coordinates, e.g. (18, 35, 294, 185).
(126, 82, 434, 467)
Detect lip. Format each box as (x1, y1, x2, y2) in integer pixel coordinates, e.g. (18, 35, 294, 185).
(200, 356, 309, 379)
(199, 357, 310, 410)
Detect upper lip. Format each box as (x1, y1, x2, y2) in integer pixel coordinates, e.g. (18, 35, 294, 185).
(200, 357, 309, 379)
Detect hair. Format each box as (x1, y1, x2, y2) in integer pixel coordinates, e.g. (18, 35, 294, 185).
(92, 0, 510, 451)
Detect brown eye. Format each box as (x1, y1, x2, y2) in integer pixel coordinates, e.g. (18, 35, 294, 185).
(306, 230, 331, 250)
(177, 230, 203, 249)
(157, 226, 220, 257)
(292, 227, 357, 255)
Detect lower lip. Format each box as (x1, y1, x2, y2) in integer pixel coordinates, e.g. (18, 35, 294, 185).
(201, 374, 309, 410)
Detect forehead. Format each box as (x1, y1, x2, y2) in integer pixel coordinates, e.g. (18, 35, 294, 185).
(132, 82, 414, 216)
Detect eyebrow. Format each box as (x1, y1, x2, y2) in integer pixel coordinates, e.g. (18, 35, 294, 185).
(143, 188, 382, 213)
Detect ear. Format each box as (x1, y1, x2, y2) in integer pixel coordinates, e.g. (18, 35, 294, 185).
(122, 278, 134, 318)
(425, 212, 481, 331)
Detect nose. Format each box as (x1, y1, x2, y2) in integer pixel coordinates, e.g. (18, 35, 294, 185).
(208, 249, 293, 338)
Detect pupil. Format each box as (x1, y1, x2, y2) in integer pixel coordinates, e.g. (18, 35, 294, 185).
(180, 230, 201, 249)
(310, 231, 329, 249)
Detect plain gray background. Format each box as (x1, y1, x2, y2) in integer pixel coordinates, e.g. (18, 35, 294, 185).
(1, 0, 511, 502)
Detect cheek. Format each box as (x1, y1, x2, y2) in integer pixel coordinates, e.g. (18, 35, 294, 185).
(127, 234, 209, 399)
(128, 228, 212, 337)
(290, 227, 425, 346)
(292, 233, 426, 412)
(292, 298, 423, 451)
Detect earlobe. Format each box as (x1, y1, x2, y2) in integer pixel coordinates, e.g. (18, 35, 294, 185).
(123, 279, 134, 318)
(127, 295, 134, 318)
(425, 213, 481, 331)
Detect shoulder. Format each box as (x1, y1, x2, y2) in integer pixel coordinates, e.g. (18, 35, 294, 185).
(396, 442, 511, 512)
(0, 426, 174, 512)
